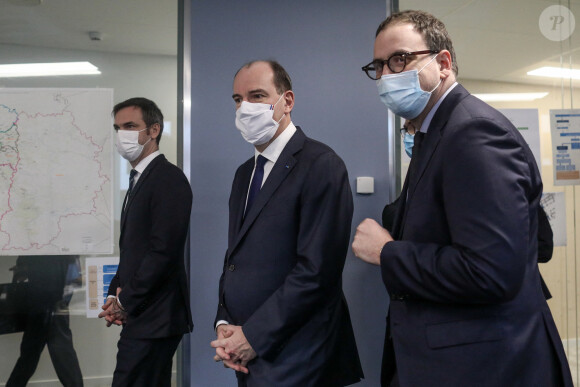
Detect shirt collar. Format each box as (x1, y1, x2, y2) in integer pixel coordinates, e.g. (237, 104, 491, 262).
(420, 82, 458, 133)
(133, 150, 160, 175)
(254, 122, 297, 163)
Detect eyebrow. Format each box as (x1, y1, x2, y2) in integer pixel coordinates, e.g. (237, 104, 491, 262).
(231, 88, 270, 100)
(113, 120, 139, 130)
(374, 50, 409, 60)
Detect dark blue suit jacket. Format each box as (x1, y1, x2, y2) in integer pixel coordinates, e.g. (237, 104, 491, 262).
(216, 127, 363, 386)
(380, 85, 573, 386)
(109, 154, 193, 339)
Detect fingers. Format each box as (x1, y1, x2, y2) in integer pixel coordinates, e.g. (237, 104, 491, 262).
(223, 359, 249, 374)
(101, 298, 113, 311)
(99, 301, 126, 327)
(214, 346, 230, 361)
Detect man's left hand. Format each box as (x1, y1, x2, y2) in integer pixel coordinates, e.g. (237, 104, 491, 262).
(97, 287, 127, 326)
(352, 218, 393, 265)
(210, 325, 256, 373)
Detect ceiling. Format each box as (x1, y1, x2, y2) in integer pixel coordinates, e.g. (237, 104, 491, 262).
(403, 0, 580, 86)
(0, 0, 178, 56)
(1, 0, 580, 86)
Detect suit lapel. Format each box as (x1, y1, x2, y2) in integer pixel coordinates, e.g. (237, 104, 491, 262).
(120, 154, 165, 233)
(228, 128, 305, 256)
(392, 174, 410, 239)
(406, 128, 441, 199)
(399, 85, 470, 236)
(229, 158, 254, 247)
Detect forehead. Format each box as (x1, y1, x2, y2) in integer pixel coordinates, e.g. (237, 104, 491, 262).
(373, 23, 426, 58)
(114, 106, 143, 123)
(233, 62, 276, 94)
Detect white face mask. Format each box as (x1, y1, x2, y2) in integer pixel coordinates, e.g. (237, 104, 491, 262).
(235, 94, 285, 145)
(115, 128, 151, 162)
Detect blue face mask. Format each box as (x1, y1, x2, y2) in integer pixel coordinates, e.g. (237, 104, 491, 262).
(403, 132, 415, 158)
(377, 55, 440, 120)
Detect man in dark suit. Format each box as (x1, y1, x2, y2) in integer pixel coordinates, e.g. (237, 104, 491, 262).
(353, 10, 573, 386)
(211, 60, 363, 386)
(98, 97, 193, 387)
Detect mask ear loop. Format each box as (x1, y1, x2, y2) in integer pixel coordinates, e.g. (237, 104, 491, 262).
(271, 93, 286, 123)
(417, 53, 439, 74)
(417, 54, 442, 93)
(269, 93, 285, 110)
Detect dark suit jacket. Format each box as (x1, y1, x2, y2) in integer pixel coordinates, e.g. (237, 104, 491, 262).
(380, 85, 573, 386)
(109, 154, 193, 339)
(384, 200, 554, 300)
(216, 127, 363, 386)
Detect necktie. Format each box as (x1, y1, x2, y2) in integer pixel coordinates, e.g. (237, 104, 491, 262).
(407, 131, 425, 182)
(122, 169, 137, 212)
(128, 169, 137, 192)
(245, 155, 267, 217)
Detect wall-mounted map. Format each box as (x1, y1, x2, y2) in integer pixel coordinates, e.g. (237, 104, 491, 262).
(0, 88, 113, 255)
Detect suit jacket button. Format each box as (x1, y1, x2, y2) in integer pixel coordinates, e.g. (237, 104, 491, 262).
(228, 264, 235, 271)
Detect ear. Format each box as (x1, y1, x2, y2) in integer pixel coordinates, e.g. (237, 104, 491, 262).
(149, 123, 161, 140)
(437, 50, 453, 79)
(282, 90, 295, 114)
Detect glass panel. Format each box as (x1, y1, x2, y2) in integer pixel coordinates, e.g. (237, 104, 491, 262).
(0, 1, 180, 385)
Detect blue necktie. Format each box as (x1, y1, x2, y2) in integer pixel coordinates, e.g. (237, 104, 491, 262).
(245, 155, 267, 217)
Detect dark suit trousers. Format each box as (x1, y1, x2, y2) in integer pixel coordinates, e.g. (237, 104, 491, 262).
(7, 309, 83, 387)
(112, 334, 182, 387)
(236, 370, 354, 387)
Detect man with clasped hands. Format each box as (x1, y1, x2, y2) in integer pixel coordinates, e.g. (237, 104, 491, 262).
(99, 97, 193, 387)
(211, 60, 363, 387)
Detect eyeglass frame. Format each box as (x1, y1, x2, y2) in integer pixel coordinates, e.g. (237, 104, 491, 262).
(399, 127, 411, 137)
(361, 50, 440, 80)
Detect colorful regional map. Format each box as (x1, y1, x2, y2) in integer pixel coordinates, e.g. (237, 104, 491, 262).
(0, 88, 113, 255)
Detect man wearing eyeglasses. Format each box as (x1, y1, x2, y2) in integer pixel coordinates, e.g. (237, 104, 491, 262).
(352, 10, 573, 387)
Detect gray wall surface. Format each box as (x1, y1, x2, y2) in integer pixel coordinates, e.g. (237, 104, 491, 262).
(188, 1, 392, 385)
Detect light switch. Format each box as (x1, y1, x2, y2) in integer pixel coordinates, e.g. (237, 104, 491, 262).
(356, 176, 374, 194)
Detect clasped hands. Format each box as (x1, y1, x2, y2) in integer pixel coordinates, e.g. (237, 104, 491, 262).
(210, 324, 256, 374)
(98, 287, 127, 327)
(352, 218, 393, 265)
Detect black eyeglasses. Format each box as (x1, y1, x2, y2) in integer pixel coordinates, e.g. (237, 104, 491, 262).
(362, 50, 439, 80)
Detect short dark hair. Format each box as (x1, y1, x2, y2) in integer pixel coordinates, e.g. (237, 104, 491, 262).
(235, 60, 293, 94)
(112, 97, 164, 145)
(376, 10, 458, 75)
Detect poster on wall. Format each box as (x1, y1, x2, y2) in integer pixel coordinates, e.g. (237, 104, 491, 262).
(540, 192, 567, 247)
(0, 88, 114, 255)
(85, 256, 119, 318)
(499, 109, 541, 170)
(549, 109, 580, 186)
